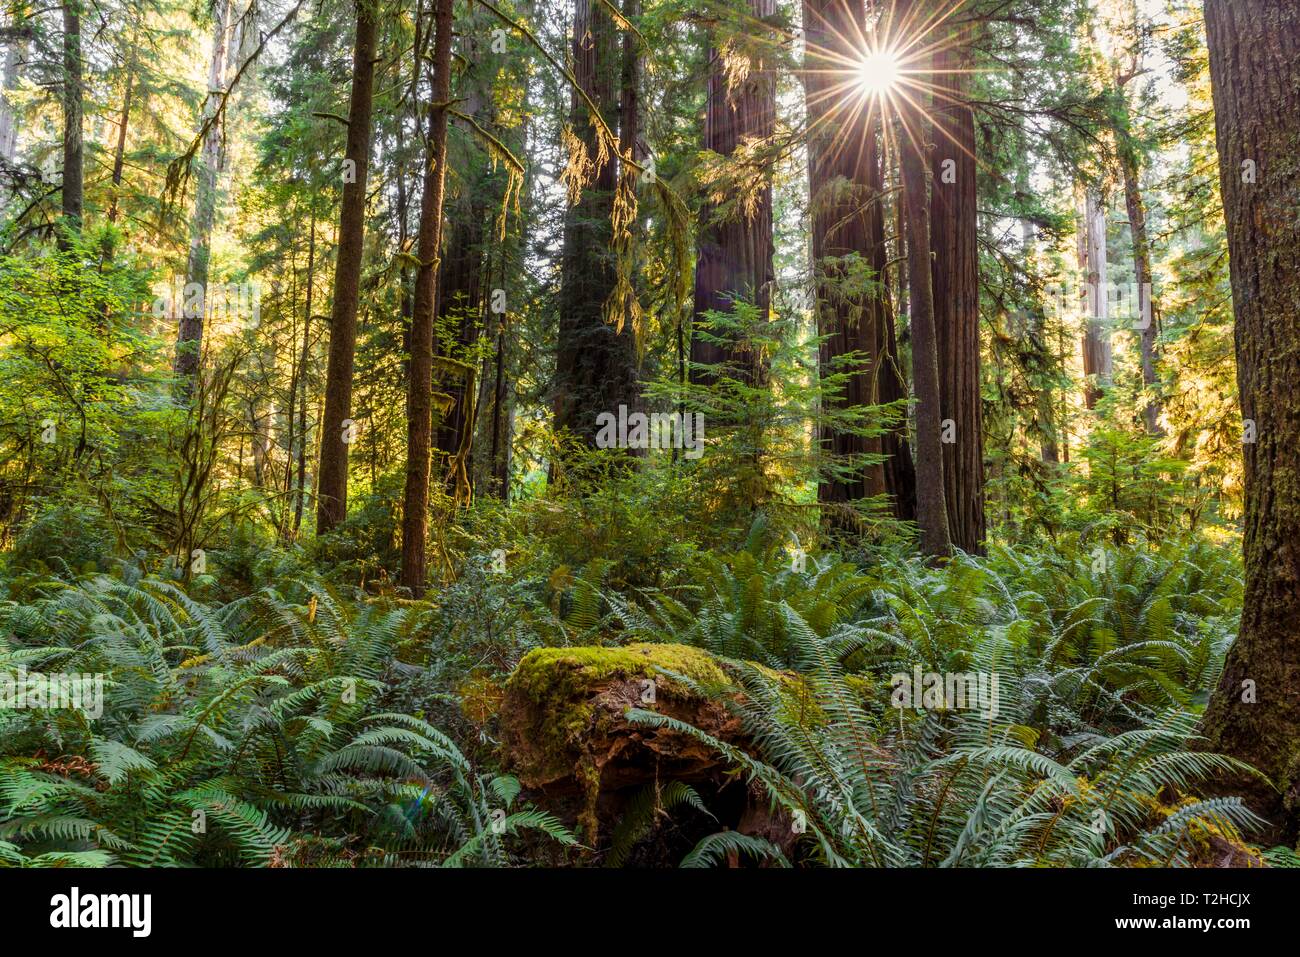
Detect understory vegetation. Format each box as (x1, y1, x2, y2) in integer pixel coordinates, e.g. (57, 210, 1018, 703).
(0, 496, 1284, 867)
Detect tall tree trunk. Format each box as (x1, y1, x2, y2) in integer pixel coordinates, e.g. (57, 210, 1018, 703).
(803, 0, 888, 515)
(880, 147, 916, 521)
(486, 232, 513, 496)
(0, 4, 29, 176)
(1200, 0, 1300, 834)
(1118, 138, 1160, 433)
(174, 0, 233, 390)
(899, 35, 952, 559)
(105, 65, 134, 227)
(316, 0, 378, 533)
(552, 0, 639, 447)
(58, 0, 83, 247)
(434, 20, 490, 491)
(1079, 187, 1111, 409)
(434, 206, 484, 471)
(1024, 196, 1059, 465)
(618, 0, 642, 343)
(929, 28, 985, 553)
(284, 205, 315, 540)
(480, 0, 534, 499)
(399, 0, 454, 596)
(689, 0, 776, 383)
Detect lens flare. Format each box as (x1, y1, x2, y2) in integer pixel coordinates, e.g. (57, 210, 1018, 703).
(856, 49, 901, 95)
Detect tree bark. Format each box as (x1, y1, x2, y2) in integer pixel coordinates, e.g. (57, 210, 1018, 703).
(399, 0, 454, 595)
(316, 0, 378, 533)
(1079, 187, 1111, 409)
(288, 206, 315, 539)
(880, 149, 916, 522)
(434, 18, 490, 490)
(58, 0, 83, 247)
(1200, 0, 1300, 834)
(899, 37, 952, 559)
(1021, 175, 1059, 465)
(174, 0, 233, 390)
(1118, 139, 1160, 433)
(552, 0, 640, 446)
(689, 0, 776, 383)
(929, 29, 985, 553)
(0, 5, 28, 172)
(106, 60, 134, 227)
(803, 0, 888, 516)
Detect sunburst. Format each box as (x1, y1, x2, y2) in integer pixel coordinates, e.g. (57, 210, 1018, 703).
(800, 1, 987, 177)
(855, 48, 902, 96)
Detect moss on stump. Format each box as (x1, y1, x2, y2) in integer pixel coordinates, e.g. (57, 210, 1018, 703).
(498, 643, 745, 843)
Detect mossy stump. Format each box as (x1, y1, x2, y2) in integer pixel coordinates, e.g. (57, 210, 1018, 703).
(498, 643, 748, 847)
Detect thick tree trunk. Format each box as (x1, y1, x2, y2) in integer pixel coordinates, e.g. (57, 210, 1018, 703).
(899, 43, 952, 559)
(552, 0, 640, 446)
(434, 207, 484, 468)
(1200, 0, 1300, 834)
(803, 0, 888, 516)
(434, 22, 490, 491)
(929, 32, 985, 553)
(58, 0, 83, 247)
(689, 0, 776, 383)
(618, 0, 642, 344)
(316, 1, 378, 533)
(174, 0, 233, 390)
(399, 0, 454, 596)
(1079, 188, 1111, 409)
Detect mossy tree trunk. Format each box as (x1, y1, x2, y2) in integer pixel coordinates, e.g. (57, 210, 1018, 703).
(1199, 0, 1300, 831)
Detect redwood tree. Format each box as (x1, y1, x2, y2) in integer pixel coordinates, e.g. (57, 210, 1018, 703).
(1079, 187, 1111, 409)
(315, 0, 378, 532)
(898, 31, 952, 559)
(803, 0, 889, 510)
(1200, 0, 1300, 831)
(690, 0, 777, 383)
(929, 27, 984, 553)
(552, 0, 640, 447)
